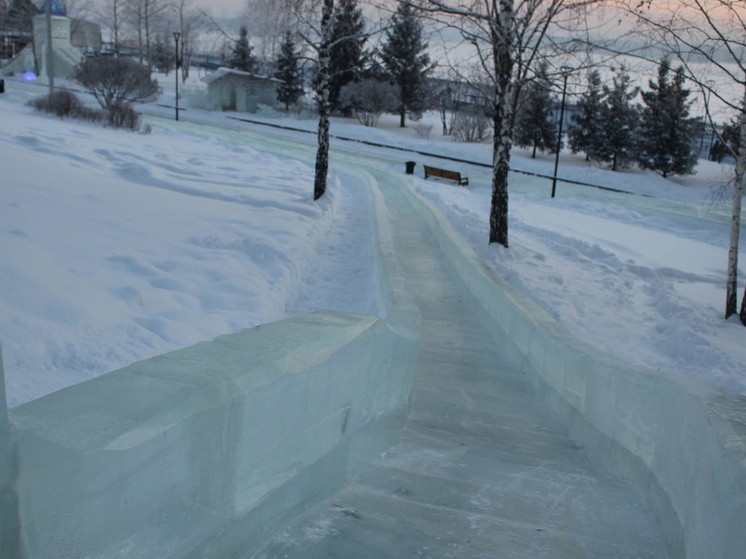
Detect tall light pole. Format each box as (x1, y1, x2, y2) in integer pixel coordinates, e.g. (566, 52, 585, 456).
(45, 0, 54, 94)
(173, 31, 181, 121)
(551, 67, 571, 198)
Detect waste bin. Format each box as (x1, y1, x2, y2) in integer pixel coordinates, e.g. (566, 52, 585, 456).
(405, 161, 416, 174)
(0, 79, 4, 94)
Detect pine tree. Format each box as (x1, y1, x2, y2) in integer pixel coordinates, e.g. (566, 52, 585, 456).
(568, 70, 605, 162)
(275, 30, 304, 111)
(150, 35, 172, 74)
(380, 2, 431, 127)
(638, 59, 699, 178)
(5, 0, 36, 34)
(514, 63, 558, 158)
(229, 26, 257, 74)
(328, 0, 366, 111)
(598, 67, 640, 171)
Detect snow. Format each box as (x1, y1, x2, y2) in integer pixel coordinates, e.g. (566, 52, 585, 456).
(1, 74, 745, 409)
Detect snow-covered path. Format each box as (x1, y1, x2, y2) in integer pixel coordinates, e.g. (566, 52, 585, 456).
(258, 165, 667, 559)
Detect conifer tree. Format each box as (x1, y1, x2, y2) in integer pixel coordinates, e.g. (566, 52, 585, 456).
(275, 30, 304, 111)
(598, 67, 640, 171)
(638, 59, 699, 177)
(150, 35, 172, 74)
(328, 0, 366, 111)
(514, 63, 558, 158)
(229, 26, 257, 74)
(4, 0, 35, 35)
(380, 2, 431, 127)
(568, 70, 605, 161)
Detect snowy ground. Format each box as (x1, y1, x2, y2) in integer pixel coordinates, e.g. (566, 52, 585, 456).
(1, 74, 745, 408)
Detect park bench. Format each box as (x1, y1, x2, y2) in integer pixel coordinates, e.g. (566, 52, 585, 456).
(423, 165, 469, 186)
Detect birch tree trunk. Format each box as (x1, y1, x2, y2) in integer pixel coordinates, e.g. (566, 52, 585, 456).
(488, 0, 514, 247)
(314, 0, 334, 201)
(728, 86, 746, 322)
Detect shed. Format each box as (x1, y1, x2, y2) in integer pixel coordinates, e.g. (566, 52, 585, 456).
(202, 67, 281, 113)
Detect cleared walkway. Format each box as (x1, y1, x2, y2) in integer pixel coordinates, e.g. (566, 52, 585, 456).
(257, 172, 668, 558)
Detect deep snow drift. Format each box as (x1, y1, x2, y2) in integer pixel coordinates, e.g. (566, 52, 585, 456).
(1, 77, 745, 408)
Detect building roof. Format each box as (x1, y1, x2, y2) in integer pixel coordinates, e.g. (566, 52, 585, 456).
(201, 67, 281, 85)
(37, 0, 67, 17)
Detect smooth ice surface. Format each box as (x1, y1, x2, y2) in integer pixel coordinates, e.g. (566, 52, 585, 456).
(395, 178, 746, 558)
(0, 350, 19, 556)
(256, 169, 669, 559)
(12, 308, 418, 559)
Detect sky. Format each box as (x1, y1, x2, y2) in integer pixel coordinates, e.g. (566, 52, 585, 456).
(1, 73, 745, 410)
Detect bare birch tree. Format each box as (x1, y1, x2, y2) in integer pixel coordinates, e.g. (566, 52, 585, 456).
(243, 0, 299, 61)
(400, 0, 598, 247)
(617, 0, 746, 324)
(294, 0, 382, 200)
(173, 0, 207, 81)
(96, 0, 123, 54)
(125, 0, 170, 67)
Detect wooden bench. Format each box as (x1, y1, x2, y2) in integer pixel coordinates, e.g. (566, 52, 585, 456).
(423, 165, 469, 186)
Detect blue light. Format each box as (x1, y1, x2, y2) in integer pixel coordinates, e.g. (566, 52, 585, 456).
(23, 72, 38, 81)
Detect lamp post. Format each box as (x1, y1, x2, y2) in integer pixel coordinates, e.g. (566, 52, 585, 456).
(551, 67, 571, 198)
(173, 31, 181, 121)
(701, 79, 715, 156)
(45, 0, 54, 94)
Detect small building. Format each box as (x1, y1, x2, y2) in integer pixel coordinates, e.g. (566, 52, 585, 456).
(202, 67, 281, 113)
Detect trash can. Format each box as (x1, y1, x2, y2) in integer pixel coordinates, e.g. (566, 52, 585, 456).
(405, 161, 416, 174)
(0, 79, 4, 94)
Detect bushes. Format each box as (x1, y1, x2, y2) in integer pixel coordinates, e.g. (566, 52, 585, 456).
(451, 107, 492, 143)
(26, 90, 101, 122)
(105, 102, 146, 132)
(338, 79, 398, 127)
(27, 89, 150, 133)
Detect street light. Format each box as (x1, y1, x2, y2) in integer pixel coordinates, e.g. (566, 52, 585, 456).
(701, 79, 715, 156)
(173, 31, 181, 121)
(551, 66, 572, 198)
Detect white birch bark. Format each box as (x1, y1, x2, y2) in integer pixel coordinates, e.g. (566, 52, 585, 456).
(314, 0, 334, 201)
(727, 84, 746, 320)
(489, 0, 514, 247)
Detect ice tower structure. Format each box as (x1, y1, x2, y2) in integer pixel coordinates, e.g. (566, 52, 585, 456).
(2, 0, 83, 79)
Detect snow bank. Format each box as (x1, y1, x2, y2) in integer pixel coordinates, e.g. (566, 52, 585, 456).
(4, 165, 420, 559)
(400, 180, 746, 559)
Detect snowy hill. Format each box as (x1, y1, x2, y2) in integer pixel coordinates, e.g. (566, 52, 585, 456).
(1, 77, 744, 408)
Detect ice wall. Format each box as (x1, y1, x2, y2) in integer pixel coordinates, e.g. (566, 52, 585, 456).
(0, 348, 20, 556)
(401, 184, 746, 559)
(9, 170, 420, 559)
(12, 310, 417, 558)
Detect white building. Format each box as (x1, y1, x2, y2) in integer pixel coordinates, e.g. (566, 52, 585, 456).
(202, 67, 281, 113)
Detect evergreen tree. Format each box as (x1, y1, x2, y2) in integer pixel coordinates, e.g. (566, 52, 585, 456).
(568, 70, 605, 161)
(328, 0, 366, 111)
(275, 30, 304, 111)
(228, 26, 257, 74)
(380, 2, 431, 127)
(150, 35, 172, 74)
(514, 63, 558, 158)
(598, 67, 640, 171)
(638, 59, 699, 177)
(4, 0, 36, 34)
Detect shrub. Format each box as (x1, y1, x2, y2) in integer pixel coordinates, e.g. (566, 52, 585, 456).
(338, 79, 399, 127)
(73, 57, 160, 112)
(412, 122, 434, 139)
(451, 107, 492, 143)
(105, 102, 143, 131)
(26, 90, 102, 122)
